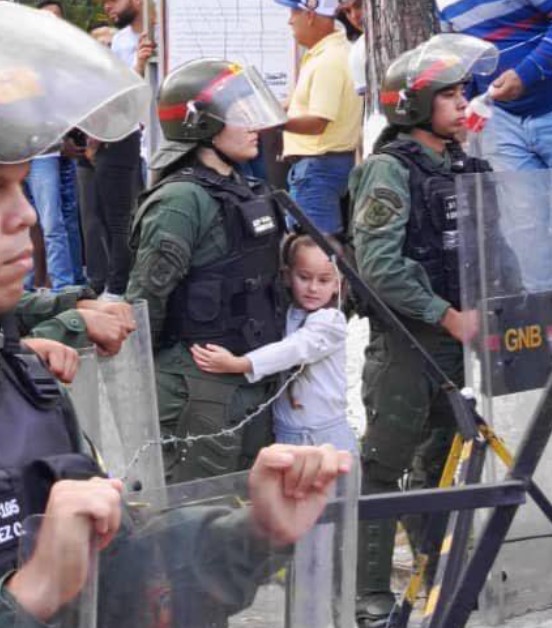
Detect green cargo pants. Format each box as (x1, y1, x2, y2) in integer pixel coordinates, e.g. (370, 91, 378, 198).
(155, 343, 275, 483)
(357, 319, 463, 603)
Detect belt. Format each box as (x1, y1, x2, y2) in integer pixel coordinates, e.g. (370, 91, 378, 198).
(284, 151, 354, 165)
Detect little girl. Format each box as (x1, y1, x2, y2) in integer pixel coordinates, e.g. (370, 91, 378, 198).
(193, 233, 357, 626)
(191, 233, 357, 455)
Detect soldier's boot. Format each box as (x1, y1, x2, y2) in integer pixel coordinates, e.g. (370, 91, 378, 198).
(356, 518, 397, 628)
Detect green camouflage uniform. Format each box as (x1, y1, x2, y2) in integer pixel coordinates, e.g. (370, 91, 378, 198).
(16, 290, 90, 348)
(126, 180, 274, 484)
(0, 504, 287, 628)
(350, 134, 463, 612)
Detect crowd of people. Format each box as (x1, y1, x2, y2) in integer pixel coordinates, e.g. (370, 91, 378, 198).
(1, 0, 552, 625)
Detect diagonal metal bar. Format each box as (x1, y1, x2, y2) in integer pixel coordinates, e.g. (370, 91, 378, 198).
(425, 438, 487, 627)
(387, 434, 465, 628)
(433, 376, 552, 628)
(475, 414, 552, 525)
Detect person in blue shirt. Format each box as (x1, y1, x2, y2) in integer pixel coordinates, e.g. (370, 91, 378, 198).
(437, 0, 552, 292)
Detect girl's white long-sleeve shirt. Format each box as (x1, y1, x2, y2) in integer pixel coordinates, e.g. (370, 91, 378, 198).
(244, 306, 347, 431)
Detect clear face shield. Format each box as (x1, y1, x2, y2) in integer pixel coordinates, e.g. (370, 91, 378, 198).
(406, 34, 499, 91)
(200, 65, 287, 131)
(0, 2, 151, 164)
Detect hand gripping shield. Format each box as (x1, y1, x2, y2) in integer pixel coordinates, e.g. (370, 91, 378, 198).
(99, 465, 358, 627)
(0, 2, 151, 163)
(15, 514, 100, 628)
(457, 167, 552, 621)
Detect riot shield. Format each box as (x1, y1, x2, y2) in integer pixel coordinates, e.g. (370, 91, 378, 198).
(67, 300, 164, 493)
(68, 346, 101, 447)
(15, 515, 99, 628)
(457, 168, 552, 622)
(100, 464, 359, 627)
(97, 300, 164, 492)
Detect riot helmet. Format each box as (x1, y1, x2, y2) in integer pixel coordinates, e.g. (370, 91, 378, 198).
(153, 58, 287, 171)
(380, 34, 498, 129)
(0, 2, 151, 164)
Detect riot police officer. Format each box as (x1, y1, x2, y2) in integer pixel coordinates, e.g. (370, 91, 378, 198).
(350, 34, 521, 627)
(0, 14, 352, 626)
(126, 59, 289, 482)
(0, 1, 149, 619)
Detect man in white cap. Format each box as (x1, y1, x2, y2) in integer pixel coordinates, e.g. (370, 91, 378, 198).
(275, 0, 362, 234)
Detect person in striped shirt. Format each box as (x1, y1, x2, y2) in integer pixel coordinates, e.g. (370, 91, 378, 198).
(437, 0, 552, 292)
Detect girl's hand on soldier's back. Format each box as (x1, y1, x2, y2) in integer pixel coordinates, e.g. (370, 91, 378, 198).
(191, 343, 252, 374)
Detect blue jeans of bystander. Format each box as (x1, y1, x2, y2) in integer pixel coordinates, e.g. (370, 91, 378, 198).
(287, 152, 355, 234)
(26, 156, 74, 291)
(481, 107, 552, 292)
(60, 157, 85, 284)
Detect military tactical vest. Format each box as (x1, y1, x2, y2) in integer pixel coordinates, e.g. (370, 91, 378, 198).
(0, 316, 101, 576)
(148, 165, 286, 354)
(378, 140, 491, 310)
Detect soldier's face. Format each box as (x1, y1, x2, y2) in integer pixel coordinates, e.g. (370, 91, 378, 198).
(432, 84, 468, 138)
(212, 124, 259, 163)
(0, 163, 36, 312)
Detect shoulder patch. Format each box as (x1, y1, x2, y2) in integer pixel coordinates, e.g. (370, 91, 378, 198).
(357, 188, 403, 229)
(373, 187, 402, 209)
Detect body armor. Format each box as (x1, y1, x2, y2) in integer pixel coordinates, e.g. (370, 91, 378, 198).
(378, 139, 491, 310)
(155, 166, 286, 354)
(0, 316, 100, 575)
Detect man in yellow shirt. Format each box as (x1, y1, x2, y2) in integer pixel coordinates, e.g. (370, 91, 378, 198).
(275, 0, 362, 234)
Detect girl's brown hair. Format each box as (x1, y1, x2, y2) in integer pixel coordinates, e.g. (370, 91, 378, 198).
(280, 233, 346, 308)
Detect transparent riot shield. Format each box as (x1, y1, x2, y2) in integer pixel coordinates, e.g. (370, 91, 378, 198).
(16, 515, 99, 628)
(68, 346, 101, 447)
(457, 168, 552, 623)
(97, 300, 164, 493)
(67, 300, 164, 493)
(99, 463, 358, 628)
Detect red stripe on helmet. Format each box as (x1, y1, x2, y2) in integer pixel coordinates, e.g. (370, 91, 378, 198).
(410, 58, 458, 92)
(196, 66, 241, 103)
(380, 91, 400, 105)
(158, 102, 188, 121)
(157, 65, 242, 122)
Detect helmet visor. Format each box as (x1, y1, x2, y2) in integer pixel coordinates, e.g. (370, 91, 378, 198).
(406, 34, 499, 91)
(199, 65, 287, 131)
(0, 2, 151, 164)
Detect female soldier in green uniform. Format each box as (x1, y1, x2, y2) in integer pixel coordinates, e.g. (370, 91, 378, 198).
(126, 60, 289, 482)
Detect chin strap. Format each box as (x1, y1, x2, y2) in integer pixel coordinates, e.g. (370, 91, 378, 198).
(415, 122, 456, 142)
(200, 138, 239, 170)
(0, 313, 21, 354)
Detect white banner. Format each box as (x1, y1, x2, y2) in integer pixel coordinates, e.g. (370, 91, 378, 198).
(164, 0, 294, 100)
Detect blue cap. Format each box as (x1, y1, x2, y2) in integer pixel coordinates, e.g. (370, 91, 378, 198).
(274, 0, 338, 17)
(274, 0, 300, 7)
